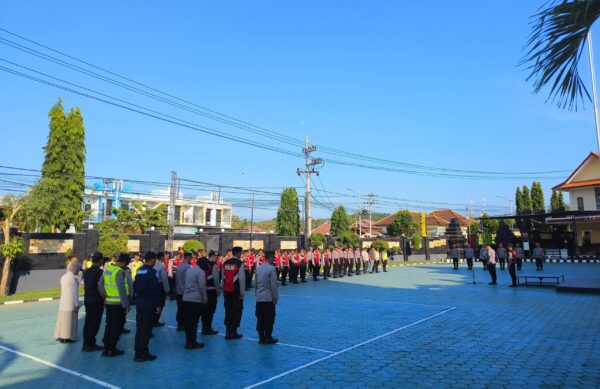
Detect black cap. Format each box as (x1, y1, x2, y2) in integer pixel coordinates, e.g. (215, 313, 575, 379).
(208, 250, 218, 257)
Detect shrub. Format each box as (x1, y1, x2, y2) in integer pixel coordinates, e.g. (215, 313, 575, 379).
(183, 239, 204, 254)
(309, 233, 326, 248)
(339, 232, 359, 249)
(371, 240, 389, 251)
(97, 233, 128, 259)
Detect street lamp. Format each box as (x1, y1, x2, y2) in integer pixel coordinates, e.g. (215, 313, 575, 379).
(346, 188, 362, 237)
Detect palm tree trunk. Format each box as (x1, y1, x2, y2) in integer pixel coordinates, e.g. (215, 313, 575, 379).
(0, 255, 12, 296)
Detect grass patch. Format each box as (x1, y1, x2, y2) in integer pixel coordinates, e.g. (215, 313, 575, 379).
(1, 287, 84, 303)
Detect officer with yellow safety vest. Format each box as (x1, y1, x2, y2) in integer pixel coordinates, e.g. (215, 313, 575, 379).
(99, 253, 131, 357)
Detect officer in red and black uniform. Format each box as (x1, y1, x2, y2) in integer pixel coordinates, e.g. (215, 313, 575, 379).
(323, 248, 332, 279)
(274, 250, 281, 281)
(280, 251, 290, 286)
(198, 250, 221, 335)
(299, 248, 308, 283)
(312, 248, 321, 281)
(220, 246, 246, 340)
(248, 250, 256, 289)
(290, 250, 300, 284)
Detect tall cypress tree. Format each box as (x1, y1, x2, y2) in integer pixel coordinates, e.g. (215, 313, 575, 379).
(531, 181, 545, 213)
(34, 99, 87, 232)
(515, 187, 523, 214)
(275, 188, 300, 236)
(521, 185, 533, 214)
(330, 205, 350, 237)
(551, 191, 568, 212)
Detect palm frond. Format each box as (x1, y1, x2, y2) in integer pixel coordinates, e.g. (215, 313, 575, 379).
(521, 0, 600, 110)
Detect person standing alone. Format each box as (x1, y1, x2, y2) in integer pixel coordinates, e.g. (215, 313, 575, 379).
(255, 251, 279, 344)
(486, 244, 497, 285)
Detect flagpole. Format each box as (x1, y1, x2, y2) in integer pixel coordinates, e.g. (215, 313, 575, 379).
(587, 31, 600, 155)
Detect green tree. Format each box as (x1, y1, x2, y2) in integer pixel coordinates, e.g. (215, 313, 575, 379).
(522, 0, 600, 110)
(371, 240, 389, 251)
(96, 202, 167, 234)
(183, 240, 204, 254)
(231, 215, 249, 231)
(515, 187, 523, 214)
(412, 233, 422, 250)
(97, 233, 129, 259)
(521, 185, 533, 214)
(309, 233, 326, 248)
(339, 232, 359, 248)
(531, 181, 546, 213)
(31, 99, 87, 232)
(550, 190, 569, 212)
(275, 188, 300, 236)
(0, 195, 26, 296)
(387, 210, 417, 237)
(330, 205, 350, 237)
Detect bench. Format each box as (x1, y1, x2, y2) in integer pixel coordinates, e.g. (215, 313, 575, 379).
(518, 274, 565, 286)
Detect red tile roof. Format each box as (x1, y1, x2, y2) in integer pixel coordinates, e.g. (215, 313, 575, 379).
(374, 209, 470, 228)
(312, 221, 331, 235)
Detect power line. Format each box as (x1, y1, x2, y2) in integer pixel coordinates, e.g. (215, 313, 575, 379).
(0, 28, 571, 178)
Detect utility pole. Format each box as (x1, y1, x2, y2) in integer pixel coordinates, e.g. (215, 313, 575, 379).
(588, 31, 600, 156)
(366, 193, 377, 236)
(167, 171, 179, 256)
(297, 135, 322, 237)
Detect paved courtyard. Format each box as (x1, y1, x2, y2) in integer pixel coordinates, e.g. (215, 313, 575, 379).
(0, 262, 599, 388)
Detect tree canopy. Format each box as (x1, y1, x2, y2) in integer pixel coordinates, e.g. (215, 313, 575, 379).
(386, 210, 417, 237)
(330, 205, 350, 237)
(275, 188, 300, 236)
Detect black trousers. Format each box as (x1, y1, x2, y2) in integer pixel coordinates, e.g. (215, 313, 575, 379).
(250, 265, 256, 286)
(290, 264, 299, 283)
(499, 258, 506, 270)
(299, 263, 307, 282)
(168, 277, 176, 299)
(202, 290, 218, 331)
(487, 263, 497, 283)
(224, 292, 243, 329)
(255, 301, 276, 339)
(535, 258, 544, 271)
(155, 290, 166, 324)
(281, 266, 289, 285)
(516, 258, 523, 271)
(481, 259, 488, 269)
(509, 262, 517, 286)
(176, 294, 184, 327)
(312, 263, 320, 280)
(382, 260, 387, 272)
(103, 304, 125, 352)
(135, 307, 155, 357)
(183, 301, 203, 345)
(452, 258, 459, 269)
(374, 260, 380, 272)
(466, 258, 473, 270)
(323, 262, 331, 278)
(341, 260, 347, 276)
(83, 301, 104, 347)
(308, 262, 314, 273)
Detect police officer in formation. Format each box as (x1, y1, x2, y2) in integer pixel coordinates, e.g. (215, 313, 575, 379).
(182, 251, 207, 349)
(221, 246, 245, 340)
(255, 250, 279, 344)
(175, 253, 191, 331)
(450, 244, 460, 270)
(133, 251, 161, 361)
(496, 243, 507, 271)
(198, 250, 221, 335)
(99, 253, 130, 357)
(463, 243, 474, 271)
(82, 252, 104, 352)
(154, 252, 169, 327)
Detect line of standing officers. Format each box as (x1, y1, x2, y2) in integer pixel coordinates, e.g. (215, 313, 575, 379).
(79, 246, 280, 362)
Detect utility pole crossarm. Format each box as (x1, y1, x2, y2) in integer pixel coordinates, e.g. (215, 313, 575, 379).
(297, 135, 323, 237)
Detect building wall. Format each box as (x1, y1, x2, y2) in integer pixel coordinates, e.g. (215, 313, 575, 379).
(576, 222, 600, 245)
(568, 187, 597, 211)
(574, 158, 600, 181)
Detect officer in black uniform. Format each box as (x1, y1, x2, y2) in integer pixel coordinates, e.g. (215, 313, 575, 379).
(133, 251, 161, 362)
(221, 246, 246, 340)
(82, 252, 105, 352)
(198, 250, 221, 335)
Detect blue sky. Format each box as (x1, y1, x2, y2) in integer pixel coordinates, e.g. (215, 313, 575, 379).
(0, 1, 596, 220)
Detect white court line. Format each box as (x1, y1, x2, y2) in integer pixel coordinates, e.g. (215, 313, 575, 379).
(279, 294, 452, 309)
(126, 319, 333, 354)
(243, 306, 457, 389)
(0, 344, 120, 389)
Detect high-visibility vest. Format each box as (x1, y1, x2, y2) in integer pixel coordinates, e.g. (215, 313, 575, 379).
(85, 260, 93, 269)
(131, 261, 143, 280)
(103, 264, 128, 303)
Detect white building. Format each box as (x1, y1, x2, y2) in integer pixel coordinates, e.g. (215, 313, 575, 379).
(553, 151, 600, 246)
(84, 181, 232, 232)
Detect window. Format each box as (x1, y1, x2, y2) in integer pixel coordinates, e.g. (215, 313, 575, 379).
(174, 206, 181, 223)
(205, 208, 211, 224)
(596, 188, 600, 210)
(120, 201, 129, 210)
(577, 197, 584, 211)
(106, 199, 113, 215)
(216, 209, 222, 226)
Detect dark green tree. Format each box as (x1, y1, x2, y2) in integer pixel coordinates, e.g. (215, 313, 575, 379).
(32, 99, 87, 232)
(515, 187, 523, 214)
(275, 188, 300, 236)
(550, 190, 569, 212)
(521, 185, 533, 214)
(386, 210, 417, 237)
(330, 205, 350, 237)
(308, 233, 326, 248)
(531, 181, 546, 213)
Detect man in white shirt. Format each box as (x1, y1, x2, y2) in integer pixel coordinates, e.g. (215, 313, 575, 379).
(486, 244, 497, 285)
